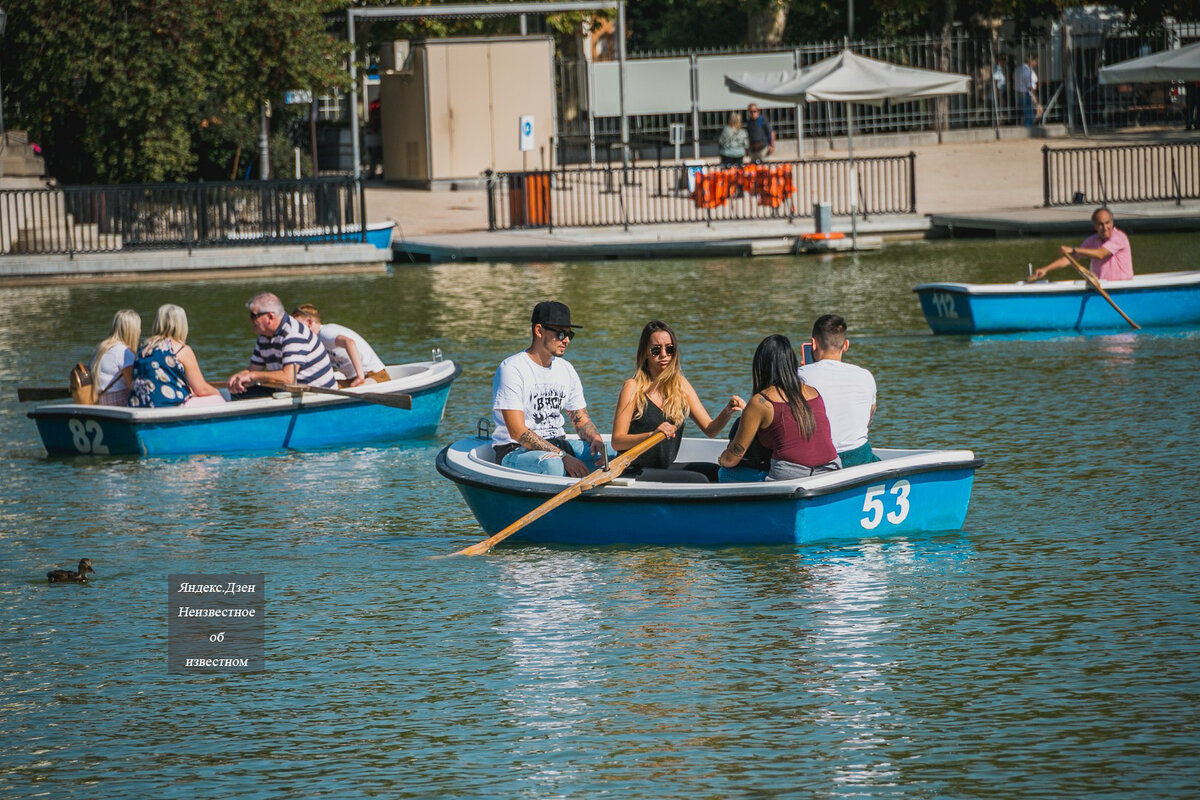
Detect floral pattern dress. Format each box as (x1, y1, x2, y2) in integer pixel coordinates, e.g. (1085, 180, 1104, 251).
(129, 341, 191, 407)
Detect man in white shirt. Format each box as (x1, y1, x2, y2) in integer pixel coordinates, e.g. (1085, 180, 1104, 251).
(1014, 55, 1041, 127)
(291, 304, 389, 387)
(797, 314, 879, 467)
(492, 301, 609, 477)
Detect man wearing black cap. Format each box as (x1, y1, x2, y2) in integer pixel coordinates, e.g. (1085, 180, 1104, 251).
(491, 301, 609, 477)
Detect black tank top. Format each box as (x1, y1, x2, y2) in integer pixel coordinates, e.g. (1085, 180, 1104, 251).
(626, 397, 685, 469)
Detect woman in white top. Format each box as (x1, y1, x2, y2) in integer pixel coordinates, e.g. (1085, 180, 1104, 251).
(90, 309, 141, 406)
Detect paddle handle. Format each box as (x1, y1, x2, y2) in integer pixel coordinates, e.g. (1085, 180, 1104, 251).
(452, 432, 668, 556)
(1063, 252, 1140, 330)
(254, 377, 412, 409)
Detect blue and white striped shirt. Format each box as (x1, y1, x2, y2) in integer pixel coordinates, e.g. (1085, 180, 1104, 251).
(250, 313, 336, 388)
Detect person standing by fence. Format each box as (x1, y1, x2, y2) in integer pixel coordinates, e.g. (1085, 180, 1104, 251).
(1015, 55, 1041, 127)
(746, 104, 775, 161)
(718, 112, 749, 167)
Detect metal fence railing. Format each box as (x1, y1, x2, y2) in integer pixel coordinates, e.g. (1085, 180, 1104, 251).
(0, 177, 366, 256)
(487, 154, 916, 231)
(1042, 142, 1200, 207)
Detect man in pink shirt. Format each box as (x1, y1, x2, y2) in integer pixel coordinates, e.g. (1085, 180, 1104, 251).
(1030, 207, 1134, 281)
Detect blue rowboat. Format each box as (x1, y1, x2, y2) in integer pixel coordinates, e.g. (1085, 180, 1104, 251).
(914, 270, 1200, 334)
(437, 436, 982, 547)
(28, 360, 460, 457)
(228, 221, 395, 250)
(302, 221, 395, 250)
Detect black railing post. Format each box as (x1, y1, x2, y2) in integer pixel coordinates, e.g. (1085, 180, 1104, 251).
(358, 176, 367, 242)
(908, 152, 917, 213)
(1172, 153, 1181, 207)
(1042, 145, 1051, 207)
(485, 170, 497, 231)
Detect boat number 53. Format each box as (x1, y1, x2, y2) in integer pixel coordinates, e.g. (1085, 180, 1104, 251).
(860, 480, 911, 529)
(930, 292, 959, 319)
(68, 418, 110, 454)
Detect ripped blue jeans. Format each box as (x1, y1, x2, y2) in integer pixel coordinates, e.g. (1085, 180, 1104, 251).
(501, 439, 615, 477)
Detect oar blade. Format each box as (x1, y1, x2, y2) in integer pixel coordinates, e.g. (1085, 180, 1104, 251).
(361, 392, 412, 410)
(18, 387, 71, 402)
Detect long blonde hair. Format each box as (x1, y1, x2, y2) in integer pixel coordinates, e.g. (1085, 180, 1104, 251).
(629, 320, 689, 425)
(141, 304, 189, 354)
(90, 309, 141, 377)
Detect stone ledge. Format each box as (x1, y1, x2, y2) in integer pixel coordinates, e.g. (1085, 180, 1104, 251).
(0, 243, 389, 284)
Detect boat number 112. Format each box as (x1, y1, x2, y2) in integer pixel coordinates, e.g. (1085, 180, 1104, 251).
(930, 293, 959, 319)
(860, 480, 911, 529)
(68, 418, 110, 454)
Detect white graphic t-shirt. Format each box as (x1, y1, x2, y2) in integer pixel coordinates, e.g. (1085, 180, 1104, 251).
(491, 351, 586, 448)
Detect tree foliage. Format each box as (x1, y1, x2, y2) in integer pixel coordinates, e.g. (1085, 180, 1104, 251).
(1, 0, 349, 183)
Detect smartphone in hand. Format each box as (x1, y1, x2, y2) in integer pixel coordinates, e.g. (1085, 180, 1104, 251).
(800, 341, 815, 365)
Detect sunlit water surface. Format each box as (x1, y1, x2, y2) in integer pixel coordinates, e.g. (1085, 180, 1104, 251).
(1, 234, 1197, 799)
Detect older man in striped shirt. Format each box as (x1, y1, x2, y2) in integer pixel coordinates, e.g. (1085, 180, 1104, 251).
(228, 292, 336, 398)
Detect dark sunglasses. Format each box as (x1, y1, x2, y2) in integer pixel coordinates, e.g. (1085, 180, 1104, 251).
(544, 326, 575, 341)
(249, 310, 272, 320)
(649, 344, 676, 357)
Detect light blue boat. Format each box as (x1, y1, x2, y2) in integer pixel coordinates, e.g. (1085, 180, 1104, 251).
(29, 360, 459, 457)
(437, 436, 982, 547)
(302, 221, 395, 250)
(229, 221, 395, 250)
(914, 270, 1200, 334)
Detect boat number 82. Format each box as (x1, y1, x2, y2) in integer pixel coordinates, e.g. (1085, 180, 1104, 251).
(860, 480, 911, 529)
(68, 418, 110, 454)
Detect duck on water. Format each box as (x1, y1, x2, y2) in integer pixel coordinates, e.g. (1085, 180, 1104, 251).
(47, 558, 94, 583)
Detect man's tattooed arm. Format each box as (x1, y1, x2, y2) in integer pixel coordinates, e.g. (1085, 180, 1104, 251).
(567, 408, 602, 447)
(518, 428, 563, 454)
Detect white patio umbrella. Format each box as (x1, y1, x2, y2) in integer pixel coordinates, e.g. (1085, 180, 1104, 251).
(726, 50, 971, 248)
(1098, 41, 1200, 84)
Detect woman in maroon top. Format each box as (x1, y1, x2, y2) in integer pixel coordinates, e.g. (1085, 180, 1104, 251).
(718, 334, 840, 480)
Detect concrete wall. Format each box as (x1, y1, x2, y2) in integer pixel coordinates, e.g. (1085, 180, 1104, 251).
(381, 36, 555, 186)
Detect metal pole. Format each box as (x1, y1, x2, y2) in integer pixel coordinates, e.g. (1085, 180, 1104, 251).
(310, 99, 320, 176)
(793, 48, 804, 160)
(989, 39, 1000, 140)
(348, 9, 361, 180)
(259, 103, 271, 179)
(587, 60, 597, 165)
(848, 104, 857, 250)
(617, 1, 629, 167)
(690, 54, 701, 160)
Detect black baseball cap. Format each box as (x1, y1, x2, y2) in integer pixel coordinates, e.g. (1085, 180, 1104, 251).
(531, 301, 581, 329)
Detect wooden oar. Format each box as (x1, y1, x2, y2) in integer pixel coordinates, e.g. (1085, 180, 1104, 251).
(17, 386, 71, 402)
(1063, 251, 1140, 330)
(449, 431, 668, 557)
(255, 378, 412, 409)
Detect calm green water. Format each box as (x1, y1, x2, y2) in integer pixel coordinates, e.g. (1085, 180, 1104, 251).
(1, 234, 1198, 799)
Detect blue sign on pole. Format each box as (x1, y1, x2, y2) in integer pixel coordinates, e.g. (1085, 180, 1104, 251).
(519, 115, 535, 152)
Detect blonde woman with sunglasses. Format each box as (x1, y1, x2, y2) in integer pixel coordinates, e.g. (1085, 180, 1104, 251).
(611, 320, 745, 483)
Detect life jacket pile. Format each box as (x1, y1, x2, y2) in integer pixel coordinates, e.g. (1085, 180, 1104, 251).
(692, 165, 795, 209)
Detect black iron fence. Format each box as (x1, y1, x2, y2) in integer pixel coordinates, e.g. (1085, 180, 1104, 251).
(0, 177, 366, 256)
(1042, 142, 1200, 207)
(487, 155, 916, 231)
